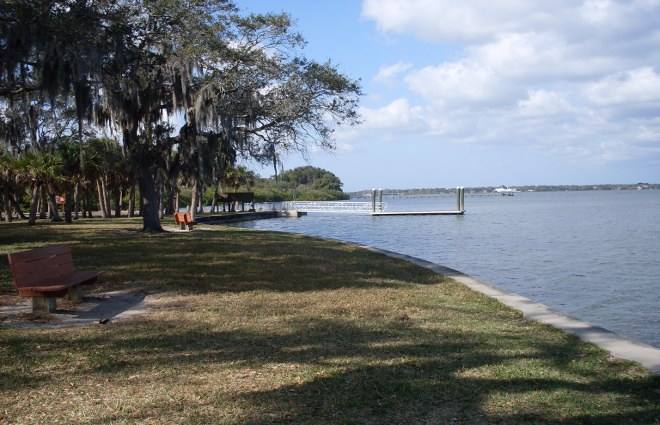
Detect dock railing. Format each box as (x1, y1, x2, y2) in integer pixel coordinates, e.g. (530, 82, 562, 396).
(284, 201, 387, 214)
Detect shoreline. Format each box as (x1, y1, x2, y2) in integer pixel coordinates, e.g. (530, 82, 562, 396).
(4, 214, 658, 374)
(360, 243, 660, 375)
(226, 192, 659, 364)
(256, 228, 660, 375)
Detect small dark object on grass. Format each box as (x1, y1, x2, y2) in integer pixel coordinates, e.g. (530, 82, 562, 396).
(99, 318, 110, 324)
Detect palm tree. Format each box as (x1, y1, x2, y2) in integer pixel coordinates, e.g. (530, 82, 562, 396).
(17, 151, 63, 224)
(223, 165, 255, 193)
(56, 139, 84, 223)
(210, 135, 237, 212)
(0, 151, 19, 222)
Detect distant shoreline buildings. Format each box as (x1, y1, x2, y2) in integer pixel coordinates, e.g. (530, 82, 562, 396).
(350, 183, 658, 198)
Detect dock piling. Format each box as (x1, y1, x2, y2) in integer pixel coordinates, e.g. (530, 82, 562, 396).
(460, 187, 465, 212)
(456, 187, 460, 212)
(456, 187, 465, 212)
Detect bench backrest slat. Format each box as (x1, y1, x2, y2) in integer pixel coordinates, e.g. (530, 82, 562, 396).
(174, 212, 185, 224)
(8, 245, 76, 288)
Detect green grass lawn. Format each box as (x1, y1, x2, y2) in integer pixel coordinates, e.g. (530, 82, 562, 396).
(1, 218, 658, 424)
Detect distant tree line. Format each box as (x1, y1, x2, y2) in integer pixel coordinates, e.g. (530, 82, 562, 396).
(350, 183, 659, 198)
(504, 183, 658, 192)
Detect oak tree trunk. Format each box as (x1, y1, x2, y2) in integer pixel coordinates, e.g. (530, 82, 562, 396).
(137, 166, 163, 232)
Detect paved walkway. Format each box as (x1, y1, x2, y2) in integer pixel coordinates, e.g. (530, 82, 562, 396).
(0, 290, 152, 328)
(364, 245, 660, 375)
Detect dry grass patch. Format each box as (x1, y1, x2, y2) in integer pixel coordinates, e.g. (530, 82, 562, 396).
(0, 218, 658, 424)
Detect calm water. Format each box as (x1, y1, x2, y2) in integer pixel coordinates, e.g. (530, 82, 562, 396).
(232, 190, 660, 348)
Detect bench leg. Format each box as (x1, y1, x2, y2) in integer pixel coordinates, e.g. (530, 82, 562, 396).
(32, 297, 56, 314)
(179, 223, 186, 230)
(65, 285, 84, 303)
(187, 224, 194, 230)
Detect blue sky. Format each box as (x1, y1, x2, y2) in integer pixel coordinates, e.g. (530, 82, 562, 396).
(240, 0, 660, 191)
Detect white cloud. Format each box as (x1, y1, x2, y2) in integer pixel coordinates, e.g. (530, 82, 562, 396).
(580, 0, 620, 25)
(405, 60, 522, 107)
(637, 122, 660, 142)
(583, 67, 660, 107)
(361, 0, 556, 43)
(360, 98, 425, 132)
(470, 32, 598, 82)
(518, 90, 578, 118)
(357, 0, 660, 168)
(373, 61, 412, 86)
(578, 0, 660, 34)
(362, 0, 660, 45)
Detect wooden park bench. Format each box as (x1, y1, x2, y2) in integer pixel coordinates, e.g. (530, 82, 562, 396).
(174, 212, 197, 230)
(7, 245, 104, 314)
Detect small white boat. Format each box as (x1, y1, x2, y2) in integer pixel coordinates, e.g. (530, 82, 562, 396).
(494, 186, 518, 196)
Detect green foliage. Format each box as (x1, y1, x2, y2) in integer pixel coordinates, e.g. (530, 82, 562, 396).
(295, 188, 348, 201)
(222, 165, 257, 193)
(280, 166, 343, 191)
(1, 0, 362, 230)
(252, 166, 349, 202)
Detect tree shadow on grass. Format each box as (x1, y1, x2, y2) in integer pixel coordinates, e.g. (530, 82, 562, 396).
(78, 229, 445, 295)
(2, 226, 441, 296)
(5, 314, 657, 424)
(2, 227, 658, 423)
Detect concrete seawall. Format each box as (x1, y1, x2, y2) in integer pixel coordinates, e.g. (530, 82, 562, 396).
(193, 216, 660, 374)
(194, 210, 303, 224)
(371, 246, 660, 374)
(344, 242, 660, 374)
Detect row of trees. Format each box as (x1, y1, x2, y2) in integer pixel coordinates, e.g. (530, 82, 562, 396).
(349, 183, 660, 198)
(279, 166, 344, 192)
(249, 166, 349, 202)
(0, 136, 128, 224)
(0, 136, 268, 223)
(0, 0, 361, 231)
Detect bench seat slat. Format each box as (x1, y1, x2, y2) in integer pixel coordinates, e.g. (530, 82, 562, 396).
(8, 245, 78, 287)
(10, 261, 75, 286)
(17, 284, 73, 297)
(8, 245, 71, 263)
(14, 270, 104, 296)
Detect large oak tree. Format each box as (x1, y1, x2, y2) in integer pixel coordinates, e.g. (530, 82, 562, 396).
(1, 0, 361, 231)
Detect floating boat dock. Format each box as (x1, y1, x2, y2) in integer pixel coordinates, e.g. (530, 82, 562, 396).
(369, 187, 465, 216)
(279, 188, 467, 216)
(196, 188, 466, 219)
(371, 209, 464, 216)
